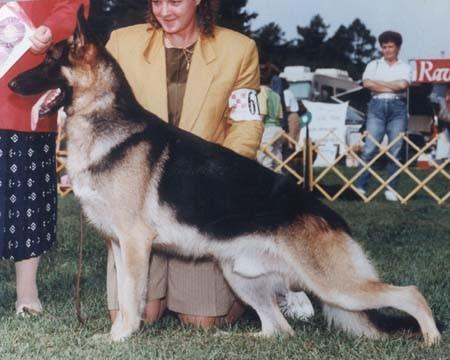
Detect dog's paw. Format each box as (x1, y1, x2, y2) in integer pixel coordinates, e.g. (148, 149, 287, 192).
(110, 316, 140, 342)
(110, 325, 134, 342)
(279, 291, 314, 321)
(424, 330, 441, 347)
(109, 312, 134, 341)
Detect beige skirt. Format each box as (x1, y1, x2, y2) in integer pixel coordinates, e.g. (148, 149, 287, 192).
(106, 251, 236, 317)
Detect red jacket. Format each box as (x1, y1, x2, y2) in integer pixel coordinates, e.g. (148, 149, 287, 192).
(0, 0, 89, 133)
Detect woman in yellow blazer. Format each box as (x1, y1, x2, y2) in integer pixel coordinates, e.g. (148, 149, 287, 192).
(106, 0, 263, 327)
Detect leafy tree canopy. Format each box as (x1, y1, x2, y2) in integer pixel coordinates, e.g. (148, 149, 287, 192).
(87, 1, 378, 79)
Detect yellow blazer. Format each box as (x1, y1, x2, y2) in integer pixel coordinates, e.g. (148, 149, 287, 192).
(106, 25, 263, 159)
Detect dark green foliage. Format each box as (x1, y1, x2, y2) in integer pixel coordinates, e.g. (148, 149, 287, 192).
(253, 22, 291, 68)
(88, 0, 257, 44)
(216, 0, 257, 35)
(295, 15, 330, 67)
(86, 2, 378, 79)
(265, 15, 379, 79)
(88, 0, 148, 44)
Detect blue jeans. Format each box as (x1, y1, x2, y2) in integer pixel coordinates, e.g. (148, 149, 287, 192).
(355, 98, 408, 191)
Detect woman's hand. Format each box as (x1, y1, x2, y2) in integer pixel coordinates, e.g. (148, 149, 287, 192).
(30, 26, 53, 54)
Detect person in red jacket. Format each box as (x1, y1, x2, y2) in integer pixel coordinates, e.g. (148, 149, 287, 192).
(0, 1, 89, 315)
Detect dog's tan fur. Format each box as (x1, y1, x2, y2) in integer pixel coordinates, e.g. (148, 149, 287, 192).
(9, 13, 441, 346)
(63, 28, 440, 347)
(278, 222, 439, 344)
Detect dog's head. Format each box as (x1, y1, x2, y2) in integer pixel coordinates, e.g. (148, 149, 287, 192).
(9, 6, 101, 117)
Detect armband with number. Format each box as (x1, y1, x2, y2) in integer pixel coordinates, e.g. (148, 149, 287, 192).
(228, 88, 261, 121)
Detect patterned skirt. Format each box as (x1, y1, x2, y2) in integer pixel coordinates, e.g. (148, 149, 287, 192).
(0, 130, 57, 261)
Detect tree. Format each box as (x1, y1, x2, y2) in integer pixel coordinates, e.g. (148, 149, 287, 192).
(295, 14, 329, 68)
(346, 18, 378, 78)
(323, 25, 354, 69)
(285, 15, 378, 79)
(89, 0, 148, 44)
(253, 22, 286, 65)
(88, 0, 258, 44)
(216, 0, 257, 36)
(322, 19, 378, 79)
(347, 19, 377, 64)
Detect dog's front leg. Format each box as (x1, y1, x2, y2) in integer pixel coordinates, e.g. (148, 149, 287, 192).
(110, 240, 125, 335)
(110, 223, 156, 341)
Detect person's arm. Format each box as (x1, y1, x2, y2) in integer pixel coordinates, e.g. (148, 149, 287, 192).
(362, 60, 410, 93)
(276, 95, 283, 120)
(257, 89, 268, 116)
(222, 40, 264, 160)
(286, 90, 299, 113)
(362, 60, 393, 93)
(36, 0, 90, 47)
(363, 79, 409, 93)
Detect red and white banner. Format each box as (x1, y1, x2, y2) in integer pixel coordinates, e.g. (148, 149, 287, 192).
(412, 59, 450, 83)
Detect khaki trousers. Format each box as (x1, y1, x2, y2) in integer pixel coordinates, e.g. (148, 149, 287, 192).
(106, 251, 236, 317)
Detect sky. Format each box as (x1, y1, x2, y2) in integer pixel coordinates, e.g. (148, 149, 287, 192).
(246, 0, 450, 61)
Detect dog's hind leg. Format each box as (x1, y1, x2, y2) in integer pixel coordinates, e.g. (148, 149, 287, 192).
(221, 263, 294, 337)
(320, 282, 441, 346)
(109, 221, 156, 341)
(282, 227, 441, 346)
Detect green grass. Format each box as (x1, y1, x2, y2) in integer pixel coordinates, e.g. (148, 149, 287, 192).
(1, 195, 449, 359)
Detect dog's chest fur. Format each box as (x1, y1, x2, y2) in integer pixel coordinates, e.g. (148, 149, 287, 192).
(62, 117, 275, 266)
(64, 114, 148, 235)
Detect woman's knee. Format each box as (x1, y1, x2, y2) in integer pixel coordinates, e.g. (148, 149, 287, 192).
(220, 301, 246, 326)
(143, 298, 167, 323)
(177, 301, 246, 328)
(177, 313, 218, 328)
(109, 298, 167, 323)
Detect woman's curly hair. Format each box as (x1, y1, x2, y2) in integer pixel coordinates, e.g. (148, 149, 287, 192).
(147, 0, 220, 37)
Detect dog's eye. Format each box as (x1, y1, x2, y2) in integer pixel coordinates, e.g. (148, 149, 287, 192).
(46, 54, 59, 62)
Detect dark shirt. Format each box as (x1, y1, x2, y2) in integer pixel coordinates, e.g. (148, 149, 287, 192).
(165, 43, 195, 127)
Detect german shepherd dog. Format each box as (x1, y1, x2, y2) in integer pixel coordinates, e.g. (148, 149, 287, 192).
(9, 9, 441, 345)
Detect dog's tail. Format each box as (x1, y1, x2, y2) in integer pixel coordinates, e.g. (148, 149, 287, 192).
(365, 310, 445, 335)
(322, 306, 444, 338)
(278, 291, 423, 338)
(322, 305, 381, 338)
(282, 221, 441, 345)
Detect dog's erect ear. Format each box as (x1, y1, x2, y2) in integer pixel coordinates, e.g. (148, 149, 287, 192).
(70, 5, 97, 66)
(73, 5, 91, 47)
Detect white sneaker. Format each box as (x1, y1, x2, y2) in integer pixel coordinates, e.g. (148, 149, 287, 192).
(384, 190, 398, 202)
(354, 187, 367, 196)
